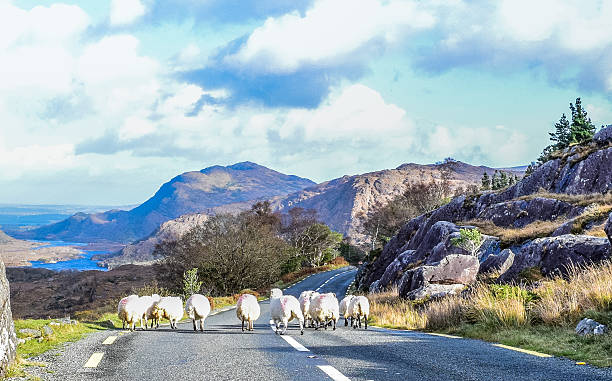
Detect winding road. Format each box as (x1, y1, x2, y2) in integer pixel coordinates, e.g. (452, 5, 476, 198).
(32, 267, 612, 380)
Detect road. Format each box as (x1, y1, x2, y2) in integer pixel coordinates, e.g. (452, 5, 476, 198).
(28, 267, 612, 381)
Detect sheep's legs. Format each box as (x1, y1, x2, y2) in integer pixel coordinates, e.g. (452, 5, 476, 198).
(192, 319, 197, 331)
(358, 316, 362, 329)
(365, 315, 368, 329)
(281, 318, 288, 335)
(199, 319, 204, 332)
(333, 319, 337, 331)
(274, 321, 280, 335)
(344, 318, 348, 327)
(241, 319, 245, 332)
(299, 320, 304, 335)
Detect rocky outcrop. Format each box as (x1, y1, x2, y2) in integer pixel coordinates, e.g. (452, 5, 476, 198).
(98, 213, 209, 269)
(398, 255, 479, 299)
(594, 124, 612, 144)
(357, 129, 612, 293)
(605, 212, 612, 246)
(0, 258, 17, 375)
(499, 235, 610, 281)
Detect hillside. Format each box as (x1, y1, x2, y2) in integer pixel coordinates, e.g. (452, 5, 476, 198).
(9, 162, 314, 243)
(97, 213, 209, 269)
(271, 161, 523, 243)
(356, 125, 612, 299)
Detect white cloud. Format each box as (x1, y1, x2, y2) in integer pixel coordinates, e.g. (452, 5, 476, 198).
(226, 0, 435, 73)
(110, 0, 147, 26)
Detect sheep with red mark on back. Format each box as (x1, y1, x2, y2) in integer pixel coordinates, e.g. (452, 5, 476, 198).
(270, 288, 304, 335)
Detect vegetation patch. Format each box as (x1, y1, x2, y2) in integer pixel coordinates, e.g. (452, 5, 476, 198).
(460, 219, 565, 247)
(516, 191, 612, 207)
(369, 261, 612, 367)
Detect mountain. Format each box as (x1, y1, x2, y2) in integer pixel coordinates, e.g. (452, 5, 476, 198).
(356, 125, 612, 299)
(270, 161, 524, 243)
(10, 162, 314, 243)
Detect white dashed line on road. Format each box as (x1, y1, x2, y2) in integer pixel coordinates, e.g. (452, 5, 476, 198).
(83, 352, 104, 368)
(317, 365, 352, 381)
(279, 334, 310, 352)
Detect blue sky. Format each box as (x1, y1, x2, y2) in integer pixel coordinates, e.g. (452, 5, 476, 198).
(1, 0, 612, 204)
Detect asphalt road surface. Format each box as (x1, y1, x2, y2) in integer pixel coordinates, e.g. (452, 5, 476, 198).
(29, 267, 612, 381)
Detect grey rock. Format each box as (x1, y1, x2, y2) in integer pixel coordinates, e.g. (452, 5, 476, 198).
(399, 254, 479, 298)
(552, 221, 574, 237)
(593, 124, 612, 143)
(405, 283, 465, 300)
(19, 328, 41, 338)
(0, 257, 17, 376)
(576, 318, 608, 336)
(501, 235, 610, 281)
(368, 280, 381, 294)
(42, 325, 53, 336)
(377, 250, 418, 291)
(479, 249, 515, 276)
(477, 198, 579, 228)
(605, 212, 612, 246)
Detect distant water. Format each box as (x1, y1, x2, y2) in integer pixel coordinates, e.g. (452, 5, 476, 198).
(28, 240, 109, 272)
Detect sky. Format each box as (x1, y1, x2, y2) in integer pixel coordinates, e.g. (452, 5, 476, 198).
(2, 0, 612, 205)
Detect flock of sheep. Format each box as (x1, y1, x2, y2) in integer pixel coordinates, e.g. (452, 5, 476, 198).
(117, 288, 370, 335)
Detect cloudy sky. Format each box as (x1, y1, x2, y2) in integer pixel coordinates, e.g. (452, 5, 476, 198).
(2, 0, 612, 205)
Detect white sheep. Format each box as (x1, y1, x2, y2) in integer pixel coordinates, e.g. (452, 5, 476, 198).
(299, 290, 319, 328)
(137, 295, 157, 330)
(155, 296, 184, 329)
(309, 293, 340, 330)
(185, 294, 211, 331)
(348, 295, 370, 329)
(270, 288, 304, 335)
(236, 294, 260, 332)
(117, 294, 143, 331)
(339, 295, 355, 327)
(145, 294, 162, 329)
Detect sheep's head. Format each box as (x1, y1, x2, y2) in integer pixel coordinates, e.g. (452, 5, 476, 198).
(270, 288, 283, 299)
(309, 292, 320, 301)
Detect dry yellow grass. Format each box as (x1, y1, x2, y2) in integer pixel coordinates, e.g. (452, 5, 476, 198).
(531, 261, 612, 325)
(517, 190, 612, 207)
(370, 261, 612, 330)
(462, 219, 565, 246)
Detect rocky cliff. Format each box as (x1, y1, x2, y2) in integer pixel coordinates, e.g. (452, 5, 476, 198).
(0, 256, 17, 375)
(356, 125, 612, 298)
(10, 162, 314, 244)
(271, 161, 523, 243)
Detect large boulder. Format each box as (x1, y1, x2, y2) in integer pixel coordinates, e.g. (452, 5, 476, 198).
(479, 249, 515, 276)
(405, 283, 465, 300)
(376, 250, 418, 291)
(605, 212, 612, 246)
(0, 258, 16, 376)
(500, 235, 611, 281)
(399, 254, 479, 299)
(476, 198, 579, 228)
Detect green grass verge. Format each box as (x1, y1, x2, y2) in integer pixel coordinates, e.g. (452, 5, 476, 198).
(444, 324, 612, 367)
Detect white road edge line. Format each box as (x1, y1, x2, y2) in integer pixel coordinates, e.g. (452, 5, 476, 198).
(317, 365, 352, 381)
(83, 352, 104, 368)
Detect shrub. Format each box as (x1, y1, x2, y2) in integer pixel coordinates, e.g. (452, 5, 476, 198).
(451, 228, 483, 256)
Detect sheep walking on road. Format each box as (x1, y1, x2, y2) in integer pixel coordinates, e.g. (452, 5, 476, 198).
(270, 288, 304, 335)
(145, 294, 162, 329)
(299, 290, 319, 328)
(339, 295, 355, 327)
(118, 295, 143, 331)
(236, 294, 260, 332)
(309, 293, 340, 331)
(155, 296, 184, 329)
(185, 294, 211, 331)
(348, 295, 370, 329)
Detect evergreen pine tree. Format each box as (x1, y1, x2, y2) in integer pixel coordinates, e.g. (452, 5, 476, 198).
(549, 113, 571, 149)
(524, 164, 534, 178)
(500, 171, 508, 188)
(569, 98, 596, 144)
(492, 171, 500, 190)
(481, 172, 491, 190)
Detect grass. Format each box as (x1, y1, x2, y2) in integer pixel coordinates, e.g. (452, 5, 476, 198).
(369, 261, 612, 367)
(461, 219, 565, 247)
(516, 190, 612, 207)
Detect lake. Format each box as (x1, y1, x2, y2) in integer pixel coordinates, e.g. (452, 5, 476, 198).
(29, 240, 109, 271)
